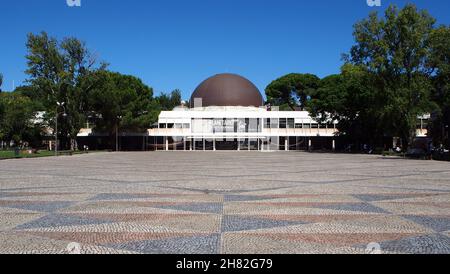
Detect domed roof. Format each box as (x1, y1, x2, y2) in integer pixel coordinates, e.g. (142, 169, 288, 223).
(190, 73, 264, 108)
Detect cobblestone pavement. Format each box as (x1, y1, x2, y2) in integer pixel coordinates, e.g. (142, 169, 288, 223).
(0, 152, 449, 254)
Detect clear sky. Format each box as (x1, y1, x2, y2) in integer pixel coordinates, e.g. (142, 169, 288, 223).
(0, 0, 449, 99)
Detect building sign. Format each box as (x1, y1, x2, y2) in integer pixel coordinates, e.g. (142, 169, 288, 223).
(212, 119, 246, 133)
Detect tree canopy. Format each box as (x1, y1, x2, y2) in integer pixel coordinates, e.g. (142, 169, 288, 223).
(0, 32, 184, 150)
(428, 26, 450, 147)
(348, 4, 437, 146)
(25, 32, 107, 149)
(156, 89, 182, 111)
(307, 4, 446, 149)
(88, 70, 159, 135)
(0, 92, 41, 146)
(308, 64, 381, 146)
(265, 73, 320, 110)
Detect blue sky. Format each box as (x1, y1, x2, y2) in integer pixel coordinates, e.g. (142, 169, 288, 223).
(0, 0, 449, 99)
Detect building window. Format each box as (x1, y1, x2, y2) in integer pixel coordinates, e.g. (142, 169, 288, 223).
(311, 124, 319, 129)
(167, 123, 174, 128)
(220, 119, 235, 133)
(237, 118, 246, 132)
(319, 123, 327, 129)
(265, 118, 271, 129)
(183, 123, 190, 129)
(270, 118, 279, 129)
(295, 123, 303, 128)
(248, 118, 259, 133)
(417, 120, 428, 129)
(287, 118, 295, 129)
(159, 123, 167, 128)
(192, 119, 203, 133)
(279, 118, 287, 129)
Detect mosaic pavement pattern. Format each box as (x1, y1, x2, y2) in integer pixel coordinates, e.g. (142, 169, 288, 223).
(0, 152, 449, 254)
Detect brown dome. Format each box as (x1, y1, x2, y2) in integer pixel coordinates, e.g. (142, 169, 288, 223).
(190, 73, 264, 108)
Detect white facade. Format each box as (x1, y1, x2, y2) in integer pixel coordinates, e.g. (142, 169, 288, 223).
(148, 106, 338, 151)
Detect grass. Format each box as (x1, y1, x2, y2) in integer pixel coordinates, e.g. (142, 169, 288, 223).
(382, 151, 406, 157)
(0, 150, 102, 159)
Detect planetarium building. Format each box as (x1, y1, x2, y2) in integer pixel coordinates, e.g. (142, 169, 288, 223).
(148, 73, 339, 151)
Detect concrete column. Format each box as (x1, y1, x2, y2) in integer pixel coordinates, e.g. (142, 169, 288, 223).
(165, 137, 169, 151)
(203, 138, 205, 151)
(183, 138, 186, 151)
(213, 139, 216, 151)
(285, 138, 288, 151)
(193, 138, 196, 151)
(248, 139, 251, 151)
(238, 139, 241, 151)
(308, 138, 312, 151)
(332, 139, 336, 151)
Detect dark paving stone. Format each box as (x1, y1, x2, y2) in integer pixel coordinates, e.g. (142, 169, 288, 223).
(222, 215, 306, 232)
(111, 234, 220, 254)
(160, 186, 296, 195)
(402, 215, 450, 232)
(150, 202, 223, 214)
(354, 194, 413, 202)
(0, 192, 23, 198)
(0, 201, 73, 213)
(380, 233, 450, 254)
(224, 195, 272, 202)
(313, 202, 389, 214)
(89, 193, 149, 201)
(15, 213, 114, 230)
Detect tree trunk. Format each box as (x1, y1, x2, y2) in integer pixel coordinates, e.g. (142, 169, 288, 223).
(70, 138, 77, 151)
(408, 127, 416, 149)
(109, 131, 116, 151)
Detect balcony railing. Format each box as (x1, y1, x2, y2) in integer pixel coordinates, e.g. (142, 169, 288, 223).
(148, 128, 338, 137)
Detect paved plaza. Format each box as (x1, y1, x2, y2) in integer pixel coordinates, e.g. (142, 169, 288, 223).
(0, 152, 449, 254)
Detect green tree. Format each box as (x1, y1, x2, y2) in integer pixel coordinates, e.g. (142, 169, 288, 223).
(346, 4, 437, 147)
(13, 85, 46, 111)
(89, 71, 159, 148)
(156, 89, 182, 111)
(265, 73, 320, 110)
(308, 64, 381, 148)
(25, 32, 106, 150)
(0, 95, 5, 140)
(0, 93, 41, 147)
(0, 73, 3, 92)
(427, 26, 450, 148)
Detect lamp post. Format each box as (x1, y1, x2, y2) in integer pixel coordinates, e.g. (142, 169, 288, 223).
(116, 115, 122, 152)
(55, 102, 67, 156)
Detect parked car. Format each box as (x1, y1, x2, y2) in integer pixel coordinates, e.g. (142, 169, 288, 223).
(432, 150, 450, 161)
(406, 148, 428, 159)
